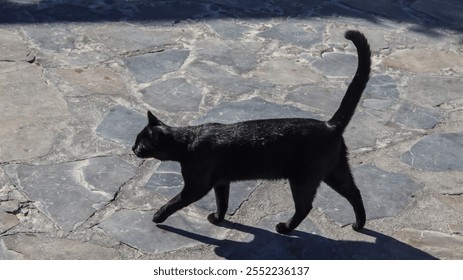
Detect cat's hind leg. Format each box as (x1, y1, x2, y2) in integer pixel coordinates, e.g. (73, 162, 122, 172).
(207, 182, 230, 224)
(323, 157, 366, 231)
(276, 176, 320, 234)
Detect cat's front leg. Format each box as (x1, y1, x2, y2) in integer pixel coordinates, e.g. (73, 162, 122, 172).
(152, 193, 184, 223)
(152, 181, 212, 224)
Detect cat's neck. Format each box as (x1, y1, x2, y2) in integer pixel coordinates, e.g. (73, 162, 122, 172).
(167, 127, 193, 162)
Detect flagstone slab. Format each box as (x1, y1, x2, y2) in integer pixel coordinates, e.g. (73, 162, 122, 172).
(392, 103, 441, 130)
(55, 67, 128, 96)
(383, 49, 463, 73)
(362, 99, 394, 110)
(254, 57, 323, 86)
(365, 74, 400, 100)
(98, 209, 228, 254)
(206, 20, 251, 40)
(435, 194, 463, 215)
(187, 61, 271, 95)
(87, 24, 189, 53)
(401, 133, 463, 172)
(124, 49, 189, 83)
(0, 233, 119, 260)
(286, 84, 345, 113)
(96, 106, 146, 146)
(24, 24, 76, 51)
(0, 29, 30, 61)
(4, 156, 137, 231)
(257, 21, 323, 49)
(315, 164, 423, 226)
(0, 200, 20, 214)
(404, 75, 463, 107)
(394, 229, 463, 259)
(0, 62, 69, 162)
(0, 211, 19, 234)
(312, 53, 357, 78)
(344, 109, 393, 150)
(196, 39, 262, 74)
(140, 78, 203, 112)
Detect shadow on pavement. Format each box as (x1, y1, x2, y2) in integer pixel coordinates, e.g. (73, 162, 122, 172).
(158, 221, 437, 260)
(0, 0, 461, 33)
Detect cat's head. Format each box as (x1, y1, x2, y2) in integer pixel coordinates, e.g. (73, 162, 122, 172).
(132, 111, 174, 160)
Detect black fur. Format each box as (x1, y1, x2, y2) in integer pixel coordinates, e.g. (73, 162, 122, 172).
(133, 30, 371, 234)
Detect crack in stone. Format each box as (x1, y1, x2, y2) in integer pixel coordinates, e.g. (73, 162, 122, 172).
(120, 44, 180, 58)
(230, 180, 264, 217)
(442, 192, 463, 196)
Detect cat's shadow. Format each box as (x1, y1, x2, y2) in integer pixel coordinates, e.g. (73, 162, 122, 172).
(158, 221, 437, 260)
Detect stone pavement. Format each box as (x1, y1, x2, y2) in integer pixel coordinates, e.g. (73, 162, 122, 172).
(0, 0, 462, 260)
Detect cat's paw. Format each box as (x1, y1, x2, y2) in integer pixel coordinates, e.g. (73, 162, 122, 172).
(275, 223, 292, 235)
(152, 211, 167, 224)
(207, 213, 223, 225)
(352, 221, 365, 231)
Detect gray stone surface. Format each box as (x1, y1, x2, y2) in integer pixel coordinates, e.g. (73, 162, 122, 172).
(394, 229, 463, 259)
(402, 133, 463, 171)
(206, 20, 251, 40)
(404, 75, 463, 107)
(55, 67, 128, 96)
(24, 25, 76, 51)
(312, 53, 357, 77)
(1, 0, 462, 260)
(383, 49, 463, 73)
(344, 109, 394, 150)
(98, 210, 228, 253)
(196, 39, 261, 74)
(0, 233, 119, 260)
(0, 200, 20, 214)
(316, 164, 423, 226)
(187, 60, 271, 95)
(257, 20, 323, 49)
(254, 57, 323, 86)
(0, 29, 30, 61)
(86, 24, 188, 53)
(392, 103, 441, 130)
(286, 84, 345, 114)
(362, 99, 394, 110)
(0, 211, 19, 234)
(365, 74, 400, 100)
(141, 78, 203, 112)
(0, 62, 70, 162)
(124, 49, 189, 83)
(96, 106, 146, 146)
(5, 156, 137, 231)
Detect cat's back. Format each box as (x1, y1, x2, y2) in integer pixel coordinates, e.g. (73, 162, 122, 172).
(187, 118, 334, 150)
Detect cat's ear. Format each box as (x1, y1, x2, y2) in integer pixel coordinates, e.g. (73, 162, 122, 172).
(147, 111, 165, 127)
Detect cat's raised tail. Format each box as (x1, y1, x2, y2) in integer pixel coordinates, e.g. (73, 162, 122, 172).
(327, 30, 371, 133)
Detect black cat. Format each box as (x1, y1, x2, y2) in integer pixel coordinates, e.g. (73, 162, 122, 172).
(133, 30, 371, 234)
